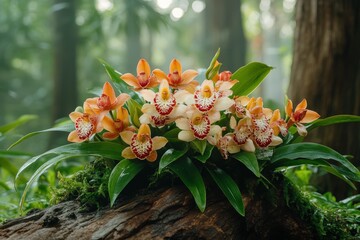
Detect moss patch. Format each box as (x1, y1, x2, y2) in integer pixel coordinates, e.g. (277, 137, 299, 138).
(284, 178, 360, 239)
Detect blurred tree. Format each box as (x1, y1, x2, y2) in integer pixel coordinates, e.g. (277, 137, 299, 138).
(203, 0, 247, 71)
(288, 0, 360, 197)
(52, 0, 78, 122)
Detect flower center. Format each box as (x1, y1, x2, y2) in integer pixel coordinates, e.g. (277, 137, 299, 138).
(97, 94, 112, 110)
(190, 114, 210, 140)
(75, 114, 95, 140)
(151, 115, 169, 126)
(218, 71, 232, 81)
(194, 89, 217, 112)
(113, 120, 124, 132)
(131, 133, 153, 159)
(233, 124, 252, 145)
(293, 109, 307, 122)
(137, 72, 150, 88)
(168, 71, 181, 86)
(254, 127, 273, 148)
(154, 92, 176, 115)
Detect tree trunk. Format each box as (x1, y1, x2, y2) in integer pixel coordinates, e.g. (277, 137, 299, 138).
(0, 179, 315, 240)
(288, 0, 360, 197)
(53, 0, 78, 121)
(203, 0, 247, 71)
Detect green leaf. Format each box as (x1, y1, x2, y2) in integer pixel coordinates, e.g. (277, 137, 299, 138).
(168, 157, 206, 212)
(19, 154, 84, 211)
(8, 121, 74, 150)
(159, 145, 188, 173)
(271, 143, 359, 174)
(98, 58, 140, 101)
(194, 144, 214, 163)
(0, 115, 37, 134)
(205, 48, 220, 79)
(163, 128, 181, 142)
(16, 142, 125, 185)
(108, 159, 145, 206)
(206, 166, 244, 216)
(292, 115, 360, 143)
(126, 98, 143, 128)
(190, 139, 207, 155)
(231, 62, 273, 96)
(231, 152, 260, 177)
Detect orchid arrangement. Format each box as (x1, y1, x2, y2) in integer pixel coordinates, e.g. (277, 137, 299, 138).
(12, 50, 360, 216)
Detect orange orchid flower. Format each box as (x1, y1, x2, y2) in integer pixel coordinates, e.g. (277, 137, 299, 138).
(101, 107, 136, 140)
(68, 103, 105, 143)
(120, 124, 168, 162)
(153, 59, 198, 93)
(120, 59, 159, 90)
(85, 81, 130, 114)
(286, 99, 320, 136)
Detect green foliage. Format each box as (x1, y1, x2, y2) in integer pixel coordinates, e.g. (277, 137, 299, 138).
(231, 62, 273, 96)
(52, 160, 113, 210)
(168, 157, 206, 212)
(231, 151, 260, 177)
(284, 177, 360, 239)
(206, 166, 244, 216)
(108, 159, 145, 206)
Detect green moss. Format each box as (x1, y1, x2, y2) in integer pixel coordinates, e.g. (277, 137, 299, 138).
(284, 177, 360, 239)
(51, 159, 113, 211)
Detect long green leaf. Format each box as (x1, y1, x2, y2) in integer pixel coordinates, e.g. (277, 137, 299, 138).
(168, 157, 206, 212)
(271, 143, 359, 174)
(292, 115, 360, 143)
(206, 166, 244, 216)
(231, 62, 273, 96)
(159, 145, 188, 173)
(19, 154, 85, 211)
(126, 98, 143, 128)
(0, 115, 37, 134)
(194, 144, 214, 163)
(8, 121, 74, 150)
(231, 152, 260, 177)
(108, 159, 145, 206)
(16, 142, 125, 185)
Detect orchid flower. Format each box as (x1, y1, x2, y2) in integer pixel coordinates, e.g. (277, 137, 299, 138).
(153, 59, 198, 93)
(121, 59, 159, 90)
(176, 109, 221, 142)
(139, 79, 188, 127)
(85, 81, 130, 114)
(120, 124, 168, 162)
(101, 107, 136, 140)
(270, 109, 288, 137)
(68, 103, 105, 143)
(286, 99, 320, 136)
(207, 127, 241, 159)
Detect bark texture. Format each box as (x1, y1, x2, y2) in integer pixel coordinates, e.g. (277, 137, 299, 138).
(288, 0, 360, 189)
(0, 183, 315, 240)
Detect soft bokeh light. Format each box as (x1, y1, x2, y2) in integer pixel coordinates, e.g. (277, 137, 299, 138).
(192, 0, 205, 13)
(96, 0, 113, 12)
(171, 7, 184, 21)
(156, 0, 172, 9)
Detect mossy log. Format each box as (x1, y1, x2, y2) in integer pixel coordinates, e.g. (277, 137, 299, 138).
(0, 178, 315, 240)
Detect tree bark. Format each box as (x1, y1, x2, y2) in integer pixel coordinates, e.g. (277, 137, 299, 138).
(52, 0, 78, 121)
(0, 181, 315, 240)
(288, 0, 360, 197)
(203, 0, 247, 71)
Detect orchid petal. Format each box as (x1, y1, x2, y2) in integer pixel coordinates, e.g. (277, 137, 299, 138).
(69, 112, 82, 122)
(214, 97, 234, 111)
(121, 147, 136, 159)
(121, 73, 141, 88)
(141, 103, 157, 114)
(180, 69, 198, 84)
(146, 151, 157, 162)
(152, 69, 168, 81)
(295, 99, 307, 112)
(102, 132, 119, 140)
(102, 82, 116, 103)
(140, 89, 156, 103)
(269, 135, 283, 147)
(137, 59, 151, 76)
(152, 136, 168, 150)
(240, 139, 255, 152)
(120, 131, 134, 145)
(301, 110, 320, 123)
(295, 123, 308, 136)
(174, 90, 193, 104)
(170, 59, 182, 75)
(178, 130, 195, 142)
(285, 99, 293, 118)
(102, 116, 117, 133)
(176, 118, 191, 130)
(67, 130, 84, 143)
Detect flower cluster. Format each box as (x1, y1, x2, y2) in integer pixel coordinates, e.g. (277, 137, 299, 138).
(68, 58, 320, 161)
